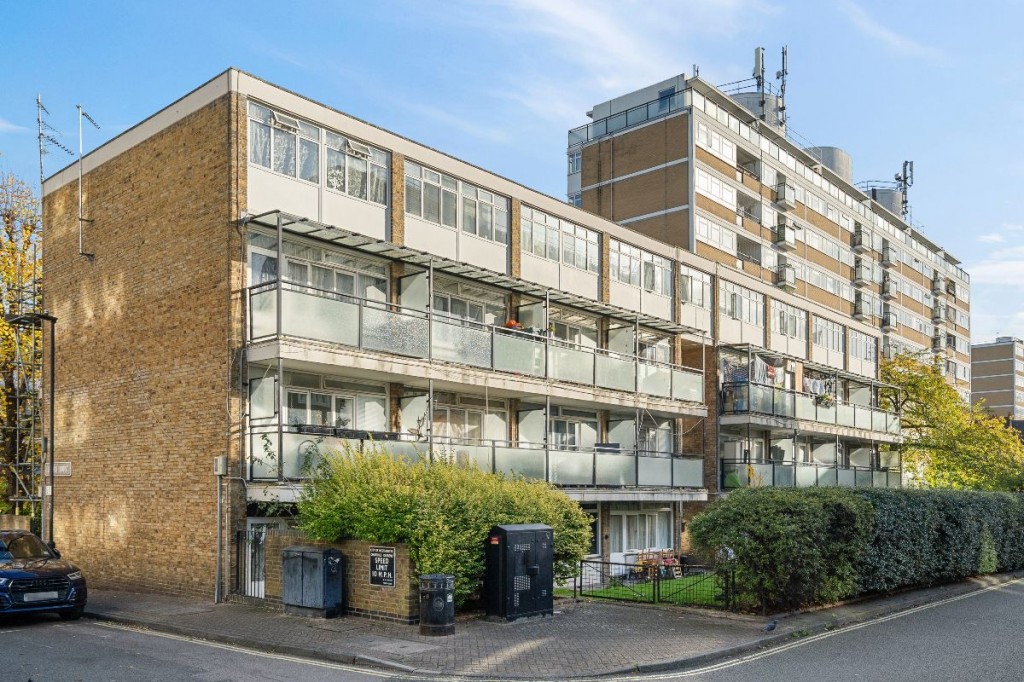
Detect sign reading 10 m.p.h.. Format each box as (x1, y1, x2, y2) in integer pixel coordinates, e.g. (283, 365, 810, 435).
(369, 546, 396, 588)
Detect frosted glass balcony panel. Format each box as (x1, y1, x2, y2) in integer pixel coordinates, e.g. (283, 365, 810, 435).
(672, 369, 703, 403)
(431, 319, 491, 368)
(494, 333, 546, 377)
(549, 450, 594, 485)
(672, 458, 704, 487)
(596, 452, 637, 485)
(250, 289, 277, 339)
(282, 289, 359, 346)
(549, 345, 594, 385)
(494, 446, 546, 480)
(361, 306, 428, 357)
(638, 455, 671, 485)
(795, 465, 818, 487)
(638, 361, 671, 398)
(595, 354, 636, 392)
(837, 469, 855, 487)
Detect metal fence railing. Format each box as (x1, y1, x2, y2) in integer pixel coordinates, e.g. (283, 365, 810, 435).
(570, 559, 735, 610)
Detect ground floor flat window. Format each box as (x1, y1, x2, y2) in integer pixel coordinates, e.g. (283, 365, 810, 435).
(609, 506, 672, 553)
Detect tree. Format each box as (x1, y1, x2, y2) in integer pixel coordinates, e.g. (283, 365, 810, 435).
(0, 173, 43, 515)
(881, 352, 1024, 491)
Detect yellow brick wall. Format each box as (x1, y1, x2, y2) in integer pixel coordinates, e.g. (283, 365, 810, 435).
(42, 93, 243, 599)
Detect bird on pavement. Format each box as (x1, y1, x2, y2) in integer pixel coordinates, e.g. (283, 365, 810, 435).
(762, 619, 779, 632)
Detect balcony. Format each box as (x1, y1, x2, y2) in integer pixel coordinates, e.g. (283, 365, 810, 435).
(774, 264, 796, 291)
(247, 427, 705, 488)
(720, 382, 901, 435)
(881, 246, 897, 267)
(853, 261, 871, 287)
(932, 275, 946, 296)
(853, 295, 870, 321)
(721, 460, 901, 489)
(881, 278, 897, 300)
(881, 311, 897, 332)
(931, 304, 946, 324)
(568, 90, 687, 148)
(774, 220, 797, 251)
(247, 282, 704, 403)
(852, 227, 870, 254)
(774, 183, 797, 211)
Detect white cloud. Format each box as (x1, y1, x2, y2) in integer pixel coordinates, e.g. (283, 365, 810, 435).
(0, 117, 28, 134)
(1002, 223, 1024, 232)
(837, 1, 943, 60)
(978, 233, 1005, 243)
(399, 102, 512, 145)
(966, 246, 1024, 286)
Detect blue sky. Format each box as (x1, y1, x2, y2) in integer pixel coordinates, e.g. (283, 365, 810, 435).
(2, 0, 1022, 345)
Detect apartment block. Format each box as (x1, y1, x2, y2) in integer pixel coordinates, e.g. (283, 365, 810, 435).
(972, 337, 1024, 419)
(570, 72, 969, 490)
(39, 66, 927, 598)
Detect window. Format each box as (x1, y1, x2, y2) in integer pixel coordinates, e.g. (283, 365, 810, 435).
(285, 379, 387, 432)
(253, 231, 388, 301)
(432, 280, 506, 325)
(696, 169, 737, 209)
(771, 300, 807, 340)
(609, 506, 672, 553)
(680, 265, 712, 309)
(813, 316, 845, 353)
(520, 207, 599, 271)
(850, 329, 878, 362)
(405, 162, 509, 243)
(696, 121, 736, 163)
(248, 101, 320, 183)
(325, 132, 388, 204)
(719, 281, 764, 326)
(568, 150, 581, 174)
(695, 215, 737, 255)
(609, 240, 672, 295)
(568, 192, 582, 208)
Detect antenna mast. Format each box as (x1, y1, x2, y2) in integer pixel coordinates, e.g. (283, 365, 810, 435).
(77, 105, 100, 260)
(776, 46, 789, 128)
(895, 160, 914, 219)
(753, 47, 766, 120)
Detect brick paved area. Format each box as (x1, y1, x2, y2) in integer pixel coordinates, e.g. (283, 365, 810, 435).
(85, 573, 1024, 679)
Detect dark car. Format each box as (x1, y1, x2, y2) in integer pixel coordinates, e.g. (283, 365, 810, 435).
(0, 530, 87, 620)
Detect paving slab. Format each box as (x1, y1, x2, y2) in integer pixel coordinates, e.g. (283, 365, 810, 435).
(84, 572, 1024, 679)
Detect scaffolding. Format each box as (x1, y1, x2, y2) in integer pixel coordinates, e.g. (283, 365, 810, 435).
(3, 255, 45, 517)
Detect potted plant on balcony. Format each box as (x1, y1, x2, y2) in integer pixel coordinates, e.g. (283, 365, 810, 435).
(815, 393, 836, 408)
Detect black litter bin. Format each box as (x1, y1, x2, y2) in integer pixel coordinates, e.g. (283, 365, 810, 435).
(419, 574, 455, 636)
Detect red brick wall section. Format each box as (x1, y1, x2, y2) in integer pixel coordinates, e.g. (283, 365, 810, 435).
(41, 94, 241, 600)
(262, 530, 419, 623)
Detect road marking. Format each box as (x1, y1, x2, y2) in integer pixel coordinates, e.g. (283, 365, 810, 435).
(89, 579, 1024, 682)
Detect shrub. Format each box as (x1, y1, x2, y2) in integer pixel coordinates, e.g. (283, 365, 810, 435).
(297, 442, 592, 607)
(691, 487, 1024, 612)
(688, 488, 873, 611)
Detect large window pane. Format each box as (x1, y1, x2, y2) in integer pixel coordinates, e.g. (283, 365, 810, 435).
(347, 155, 368, 199)
(272, 128, 296, 176)
(462, 196, 477, 235)
(327, 148, 346, 191)
(405, 176, 422, 216)
(357, 395, 387, 431)
(479, 205, 492, 240)
(441, 188, 457, 228)
(546, 226, 559, 261)
(299, 138, 319, 183)
(310, 393, 332, 426)
(287, 392, 307, 426)
(335, 397, 353, 428)
(369, 164, 387, 205)
(250, 121, 270, 167)
(494, 208, 508, 244)
(423, 183, 441, 223)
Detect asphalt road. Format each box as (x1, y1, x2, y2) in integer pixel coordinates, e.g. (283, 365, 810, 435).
(4, 579, 1022, 682)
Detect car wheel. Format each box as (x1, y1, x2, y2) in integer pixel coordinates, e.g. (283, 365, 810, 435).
(59, 606, 84, 621)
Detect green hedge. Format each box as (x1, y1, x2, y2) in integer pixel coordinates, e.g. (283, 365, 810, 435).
(296, 443, 592, 607)
(689, 488, 1024, 612)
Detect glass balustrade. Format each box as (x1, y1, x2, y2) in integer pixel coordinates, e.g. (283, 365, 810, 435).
(721, 459, 902, 490)
(722, 381, 899, 435)
(247, 283, 704, 404)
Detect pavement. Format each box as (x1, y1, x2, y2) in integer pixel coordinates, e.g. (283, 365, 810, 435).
(83, 572, 1024, 680)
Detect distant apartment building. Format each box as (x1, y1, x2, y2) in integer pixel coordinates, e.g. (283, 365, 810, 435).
(568, 70, 969, 491)
(971, 337, 1024, 419)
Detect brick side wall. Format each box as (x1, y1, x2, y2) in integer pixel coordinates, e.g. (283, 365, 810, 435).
(42, 94, 240, 600)
(263, 530, 418, 622)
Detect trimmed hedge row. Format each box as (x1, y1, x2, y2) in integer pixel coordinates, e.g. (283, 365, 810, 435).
(689, 488, 1024, 612)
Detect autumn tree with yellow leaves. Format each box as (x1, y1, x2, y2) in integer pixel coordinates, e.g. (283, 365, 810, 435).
(882, 352, 1024, 491)
(0, 173, 44, 514)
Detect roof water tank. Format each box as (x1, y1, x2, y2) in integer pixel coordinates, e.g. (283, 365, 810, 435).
(870, 188, 903, 217)
(806, 147, 853, 184)
(729, 92, 785, 131)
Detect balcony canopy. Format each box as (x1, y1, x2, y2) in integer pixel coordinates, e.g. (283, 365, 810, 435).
(248, 210, 705, 338)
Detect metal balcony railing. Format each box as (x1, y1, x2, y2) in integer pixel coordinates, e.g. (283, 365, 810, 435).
(720, 459, 901, 489)
(247, 426, 705, 488)
(247, 281, 705, 404)
(720, 382, 900, 434)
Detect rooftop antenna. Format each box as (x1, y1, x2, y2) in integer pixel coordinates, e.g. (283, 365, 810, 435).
(776, 45, 788, 128)
(895, 160, 913, 219)
(753, 47, 766, 120)
(77, 104, 100, 261)
(693, 63, 700, 78)
(36, 95, 73, 189)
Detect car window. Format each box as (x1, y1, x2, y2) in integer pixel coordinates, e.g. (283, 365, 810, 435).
(6, 535, 52, 560)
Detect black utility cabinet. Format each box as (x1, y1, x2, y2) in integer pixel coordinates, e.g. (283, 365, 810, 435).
(282, 546, 343, 618)
(484, 524, 553, 621)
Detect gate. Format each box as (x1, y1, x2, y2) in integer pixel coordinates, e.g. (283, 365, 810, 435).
(235, 528, 269, 598)
(574, 559, 735, 610)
